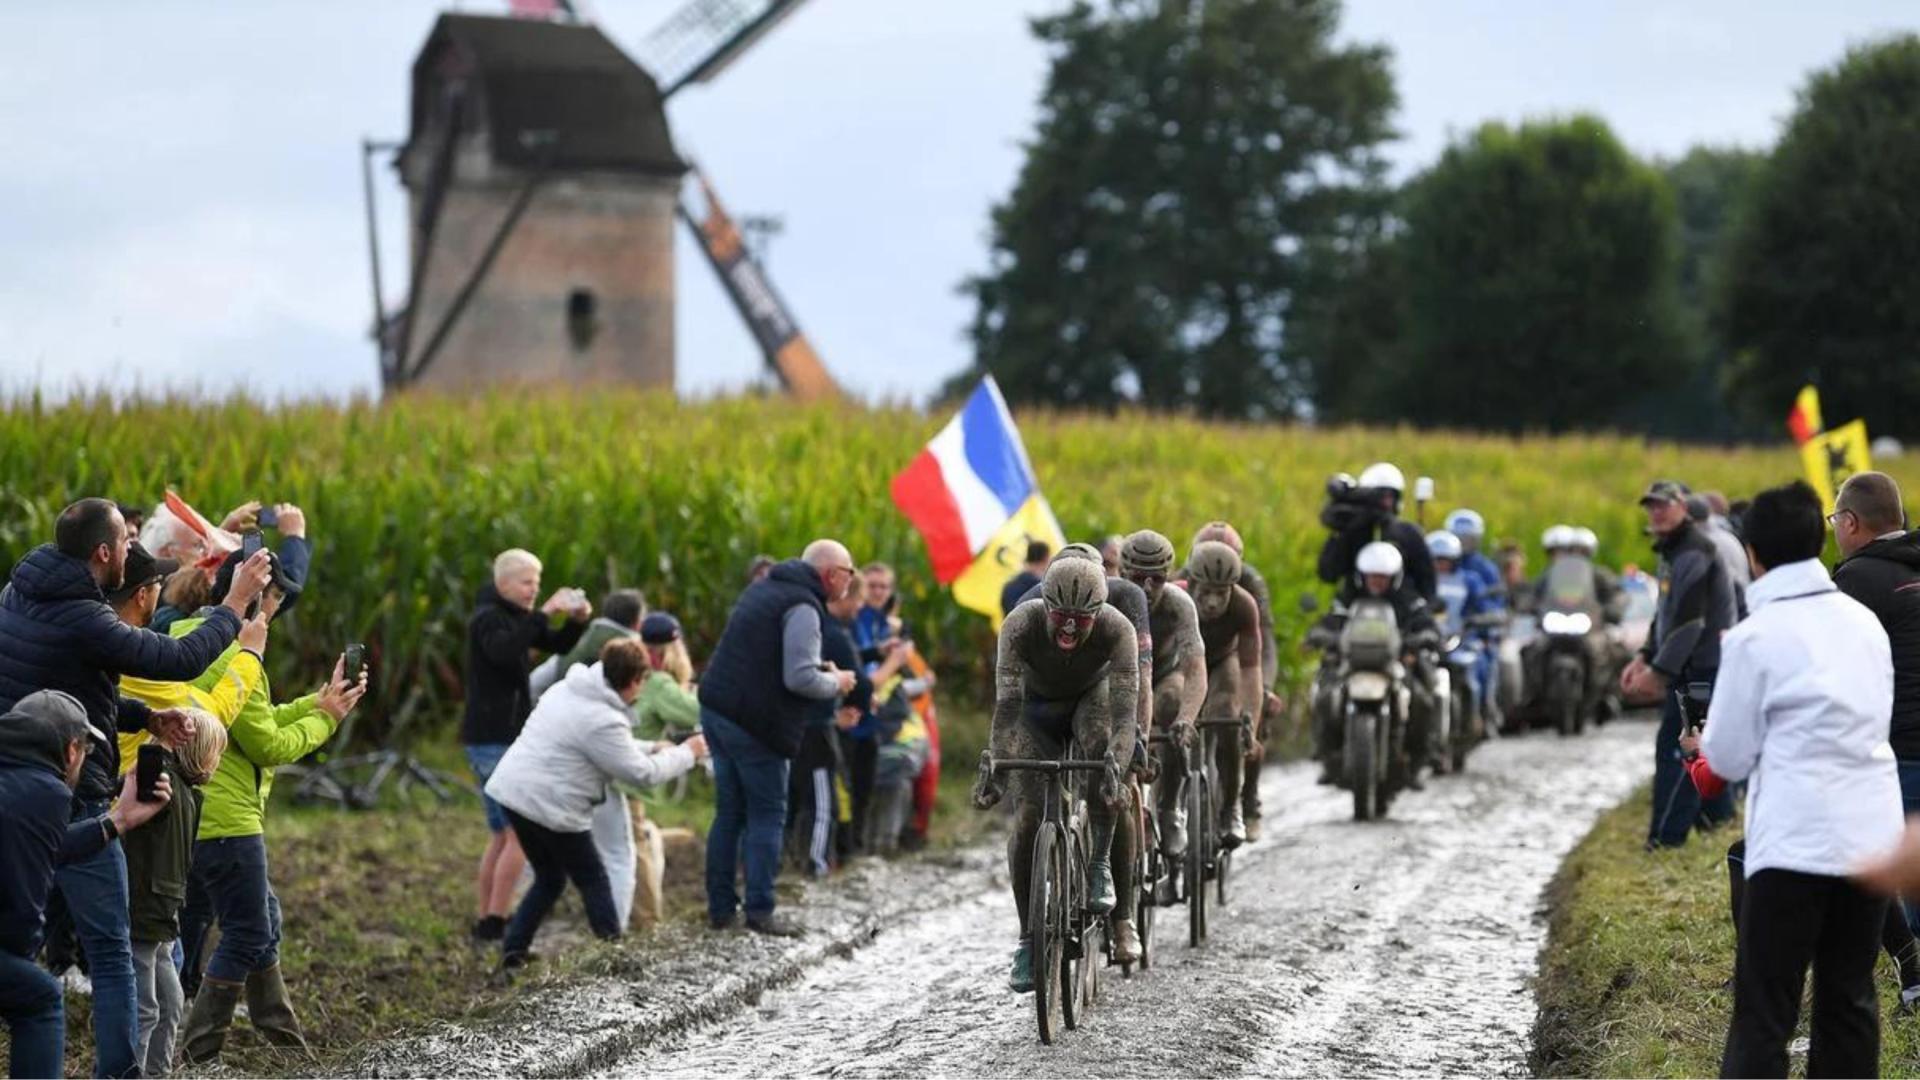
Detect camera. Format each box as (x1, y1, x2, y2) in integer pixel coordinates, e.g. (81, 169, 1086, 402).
(1319, 472, 1384, 532)
(1677, 680, 1712, 728)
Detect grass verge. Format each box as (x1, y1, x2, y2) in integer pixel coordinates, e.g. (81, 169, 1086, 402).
(1532, 783, 1920, 1077)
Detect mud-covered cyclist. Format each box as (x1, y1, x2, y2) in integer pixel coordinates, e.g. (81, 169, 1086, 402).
(1120, 530, 1207, 894)
(1180, 540, 1262, 847)
(974, 559, 1140, 992)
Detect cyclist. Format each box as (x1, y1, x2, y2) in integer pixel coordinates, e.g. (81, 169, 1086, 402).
(1119, 530, 1207, 880)
(974, 559, 1139, 992)
(1015, 542, 1152, 965)
(1180, 540, 1262, 847)
(1178, 522, 1279, 841)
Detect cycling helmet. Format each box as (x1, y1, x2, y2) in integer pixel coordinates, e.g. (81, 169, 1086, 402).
(1357, 462, 1406, 495)
(1192, 521, 1245, 557)
(1187, 540, 1242, 588)
(1426, 530, 1463, 562)
(1541, 524, 1575, 552)
(1120, 530, 1176, 577)
(1445, 508, 1485, 539)
(1042, 558, 1107, 614)
(1053, 542, 1104, 566)
(1356, 541, 1404, 578)
(1571, 527, 1599, 556)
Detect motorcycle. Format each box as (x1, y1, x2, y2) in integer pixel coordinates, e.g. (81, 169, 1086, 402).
(1437, 613, 1502, 771)
(1314, 598, 1412, 822)
(1528, 557, 1605, 736)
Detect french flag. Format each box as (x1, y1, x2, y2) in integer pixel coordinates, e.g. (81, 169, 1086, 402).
(891, 378, 1039, 584)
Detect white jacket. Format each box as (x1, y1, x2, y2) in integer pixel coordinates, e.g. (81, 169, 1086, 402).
(1701, 558, 1903, 878)
(486, 662, 697, 834)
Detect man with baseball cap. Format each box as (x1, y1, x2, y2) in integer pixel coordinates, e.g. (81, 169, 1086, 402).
(1625, 480, 1738, 849)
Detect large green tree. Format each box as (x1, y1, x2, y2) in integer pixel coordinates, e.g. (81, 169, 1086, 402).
(1382, 117, 1688, 432)
(1719, 36, 1920, 437)
(953, 0, 1396, 418)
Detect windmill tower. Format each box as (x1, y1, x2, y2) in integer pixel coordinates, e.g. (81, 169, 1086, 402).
(382, 14, 686, 390)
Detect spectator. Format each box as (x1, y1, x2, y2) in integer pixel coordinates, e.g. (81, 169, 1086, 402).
(145, 502, 310, 634)
(1830, 471, 1920, 932)
(1623, 481, 1736, 850)
(484, 640, 707, 973)
(856, 563, 941, 851)
(865, 674, 933, 856)
(173, 557, 366, 1064)
(746, 554, 776, 585)
(461, 549, 592, 949)
(635, 613, 700, 740)
(1100, 535, 1124, 578)
(699, 540, 858, 936)
(0, 691, 173, 1080)
(1701, 479, 1903, 1078)
(854, 562, 902, 667)
(1689, 494, 1752, 618)
(124, 709, 227, 1079)
(837, 569, 903, 859)
(999, 540, 1051, 618)
(530, 587, 647, 700)
(792, 572, 870, 876)
(117, 503, 146, 534)
(0, 497, 266, 1078)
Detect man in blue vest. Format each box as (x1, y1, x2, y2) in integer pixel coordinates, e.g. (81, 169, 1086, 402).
(699, 539, 859, 937)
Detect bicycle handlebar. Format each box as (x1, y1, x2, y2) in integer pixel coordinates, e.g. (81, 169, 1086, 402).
(990, 757, 1110, 776)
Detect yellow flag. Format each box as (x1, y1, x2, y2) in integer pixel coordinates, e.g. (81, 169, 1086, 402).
(1787, 384, 1824, 445)
(951, 493, 1069, 630)
(1800, 418, 1871, 510)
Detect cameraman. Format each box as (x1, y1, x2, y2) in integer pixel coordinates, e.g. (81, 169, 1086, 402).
(1700, 480, 1902, 1078)
(1317, 462, 1436, 603)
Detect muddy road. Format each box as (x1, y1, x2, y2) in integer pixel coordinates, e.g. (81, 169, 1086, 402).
(609, 719, 1652, 1078)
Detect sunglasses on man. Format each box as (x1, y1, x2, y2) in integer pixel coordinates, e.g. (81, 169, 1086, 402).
(1047, 609, 1097, 632)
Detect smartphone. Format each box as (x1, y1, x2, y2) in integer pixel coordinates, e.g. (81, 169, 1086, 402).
(343, 643, 366, 681)
(256, 505, 278, 530)
(241, 531, 264, 558)
(136, 744, 166, 804)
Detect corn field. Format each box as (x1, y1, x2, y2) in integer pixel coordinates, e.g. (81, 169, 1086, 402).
(1, 389, 1894, 747)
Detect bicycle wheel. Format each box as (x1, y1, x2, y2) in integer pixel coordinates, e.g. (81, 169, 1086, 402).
(1135, 791, 1156, 974)
(1187, 774, 1210, 947)
(1062, 826, 1086, 1032)
(1030, 823, 1065, 1045)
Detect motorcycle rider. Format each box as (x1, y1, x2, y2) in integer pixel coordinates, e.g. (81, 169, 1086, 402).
(1318, 463, 1437, 604)
(1119, 530, 1207, 899)
(1014, 542, 1151, 965)
(973, 559, 1138, 992)
(1444, 509, 1506, 606)
(1181, 541, 1263, 847)
(1519, 525, 1619, 725)
(1176, 522, 1278, 841)
(1429, 530, 1497, 729)
(1314, 542, 1441, 787)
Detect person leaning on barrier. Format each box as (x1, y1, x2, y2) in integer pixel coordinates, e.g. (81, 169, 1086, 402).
(1701, 479, 1903, 1079)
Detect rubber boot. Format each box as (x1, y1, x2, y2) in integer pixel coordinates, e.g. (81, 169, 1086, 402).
(245, 964, 313, 1057)
(181, 975, 244, 1064)
(1087, 859, 1117, 915)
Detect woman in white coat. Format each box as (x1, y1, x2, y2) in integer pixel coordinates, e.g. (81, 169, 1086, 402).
(485, 639, 708, 970)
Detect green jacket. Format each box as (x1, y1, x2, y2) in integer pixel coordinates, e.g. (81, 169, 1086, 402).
(122, 754, 200, 942)
(171, 616, 337, 840)
(634, 672, 700, 740)
(555, 619, 638, 677)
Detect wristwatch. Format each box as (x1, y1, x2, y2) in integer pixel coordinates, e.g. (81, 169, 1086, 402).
(100, 815, 120, 843)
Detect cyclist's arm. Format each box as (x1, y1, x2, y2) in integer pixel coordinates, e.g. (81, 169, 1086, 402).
(989, 607, 1033, 760)
(1101, 613, 1141, 766)
(1232, 588, 1262, 720)
(1174, 604, 1209, 729)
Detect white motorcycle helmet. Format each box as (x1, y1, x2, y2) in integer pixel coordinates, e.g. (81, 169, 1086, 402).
(1541, 524, 1575, 552)
(1425, 530, 1463, 563)
(1444, 508, 1485, 539)
(1356, 540, 1405, 585)
(1571, 527, 1599, 556)
(1357, 462, 1406, 496)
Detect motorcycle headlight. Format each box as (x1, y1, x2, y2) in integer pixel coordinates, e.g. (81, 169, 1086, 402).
(1348, 671, 1393, 702)
(1543, 611, 1592, 636)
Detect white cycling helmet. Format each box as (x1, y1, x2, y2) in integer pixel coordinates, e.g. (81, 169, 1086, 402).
(1571, 527, 1599, 556)
(1426, 530, 1463, 562)
(1357, 462, 1406, 495)
(1356, 540, 1404, 578)
(1445, 508, 1485, 539)
(1541, 524, 1575, 551)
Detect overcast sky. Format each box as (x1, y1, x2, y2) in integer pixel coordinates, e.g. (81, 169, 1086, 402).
(0, 1, 1911, 404)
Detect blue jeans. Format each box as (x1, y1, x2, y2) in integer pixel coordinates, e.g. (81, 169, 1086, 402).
(56, 799, 139, 1078)
(1898, 760, 1920, 933)
(0, 948, 65, 1080)
(704, 708, 790, 921)
(465, 743, 512, 834)
(184, 835, 282, 983)
(1649, 683, 1734, 848)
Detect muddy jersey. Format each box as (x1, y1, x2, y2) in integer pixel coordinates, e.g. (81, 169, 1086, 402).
(1148, 585, 1204, 684)
(1191, 583, 1262, 673)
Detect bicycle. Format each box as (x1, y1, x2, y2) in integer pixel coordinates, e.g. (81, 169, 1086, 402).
(1192, 715, 1245, 934)
(990, 753, 1110, 1045)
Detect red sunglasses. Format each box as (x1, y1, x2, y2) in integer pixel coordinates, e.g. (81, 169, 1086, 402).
(1047, 609, 1097, 631)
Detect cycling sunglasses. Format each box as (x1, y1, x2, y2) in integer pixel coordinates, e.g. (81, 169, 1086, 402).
(1047, 608, 1098, 631)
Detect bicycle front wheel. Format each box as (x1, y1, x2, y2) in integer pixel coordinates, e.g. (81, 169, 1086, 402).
(1031, 822, 1066, 1045)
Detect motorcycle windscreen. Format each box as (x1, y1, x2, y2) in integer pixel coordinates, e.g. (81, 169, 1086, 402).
(1340, 598, 1402, 669)
(1543, 556, 1601, 615)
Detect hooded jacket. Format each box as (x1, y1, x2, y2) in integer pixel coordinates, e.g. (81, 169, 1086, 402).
(0, 691, 112, 958)
(461, 582, 589, 746)
(485, 662, 698, 834)
(1834, 532, 1920, 759)
(0, 544, 240, 801)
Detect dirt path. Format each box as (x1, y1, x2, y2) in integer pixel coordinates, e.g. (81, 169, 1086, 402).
(606, 719, 1653, 1078)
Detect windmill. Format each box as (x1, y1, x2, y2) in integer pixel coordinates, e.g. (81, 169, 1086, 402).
(362, 0, 837, 399)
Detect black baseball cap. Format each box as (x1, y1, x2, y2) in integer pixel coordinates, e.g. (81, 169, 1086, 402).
(1638, 480, 1690, 507)
(640, 612, 682, 645)
(106, 541, 178, 604)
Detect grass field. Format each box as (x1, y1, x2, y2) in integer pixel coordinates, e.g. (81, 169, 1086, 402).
(5, 389, 1902, 745)
(1534, 785, 1920, 1076)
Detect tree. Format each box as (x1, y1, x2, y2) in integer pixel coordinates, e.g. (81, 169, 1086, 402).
(1383, 117, 1688, 432)
(951, 0, 1396, 418)
(1719, 36, 1920, 438)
